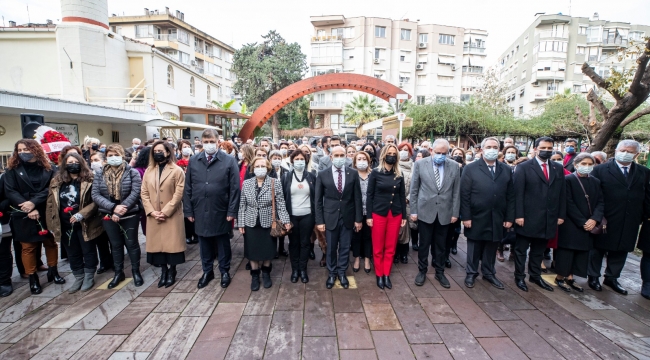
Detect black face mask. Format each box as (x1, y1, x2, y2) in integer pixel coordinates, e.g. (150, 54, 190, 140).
(385, 155, 397, 165)
(453, 155, 463, 164)
(91, 144, 99, 151)
(66, 163, 81, 174)
(153, 153, 167, 163)
(365, 150, 375, 156)
(537, 150, 553, 160)
(18, 153, 34, 162)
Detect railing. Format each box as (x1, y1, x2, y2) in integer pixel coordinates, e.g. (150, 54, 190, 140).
(462, 45, 486, 54)
(154, 33, 177, 42)
(195, 47, 204, 54)
(311, 35, 343, 42)
(311, 56, 343, 64)
(85, 79, 151, 108)
(546, 90, 557, 97)
(309, 101, 343, 109)
(196, 67, 205, 74)
(603, 38, 628, 46)
(537, 30, 569, 39)
(588, 55, 598, 62)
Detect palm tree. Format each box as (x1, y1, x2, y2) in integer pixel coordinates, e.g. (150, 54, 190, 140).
(342, 95, 382, 136)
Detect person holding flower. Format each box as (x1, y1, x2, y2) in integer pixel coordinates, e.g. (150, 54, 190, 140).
(46, 152, 103, 293)
(4, 139, 63, 294)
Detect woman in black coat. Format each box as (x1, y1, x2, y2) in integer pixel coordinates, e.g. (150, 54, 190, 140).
(638, 219, 650, 300)
(556, 153, 604, 292)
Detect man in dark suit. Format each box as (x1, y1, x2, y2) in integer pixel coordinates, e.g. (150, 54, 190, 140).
(460, 137, 515, 290)
(183, 129, 240, 289)
(588, 139, 650, 295)
(315, 146, 363, 289)
(563, 138, 578, 173)
(513, 136, 566, 292)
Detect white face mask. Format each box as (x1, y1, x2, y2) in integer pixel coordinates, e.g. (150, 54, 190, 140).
(554, 160, 563, 165)
(356, 161, 368, 170)
(615, 151, 635, 163)
(293, 160, 306, 171)
(254, 167, 267, 178)
(280, 149, 288, 156)
(182, 148, 192, 156)
(483, 149, 499, 161)
(203, 143, 217, 155)
(399, 150, 409, 160)
(107, 156, 122, 166)
(272, 159, 282, 168)
(505, 153, 516, 162)
(576, 165, 594, 175)
(91, 162, 103, 172)
(237, 152, 243, 160)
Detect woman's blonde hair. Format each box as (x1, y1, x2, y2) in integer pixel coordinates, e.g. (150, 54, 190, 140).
(249, 157, 272, 174)
(377, 144, 402, 179)
(240, 144, 256, 164)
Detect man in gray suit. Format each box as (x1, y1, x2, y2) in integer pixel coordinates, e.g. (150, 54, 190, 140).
(410, 139, 460, 288)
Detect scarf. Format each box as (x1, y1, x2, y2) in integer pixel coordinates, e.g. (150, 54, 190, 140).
(103, 163, 126, 201)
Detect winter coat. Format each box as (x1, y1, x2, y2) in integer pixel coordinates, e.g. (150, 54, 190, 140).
(46, 177, 103, 243)
(92, 164, 142, 216)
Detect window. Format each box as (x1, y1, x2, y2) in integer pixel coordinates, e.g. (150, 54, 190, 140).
(135, 25, 153, 38)
(374, 48, 385, 60)
(331, 27, 355, 39)
(586, 26, 600, 42)
(417, 96, 426, 105)
(437, 76, 453, 86)
(343, 49, 354, 59)
(400, 29, 411, 41)
(207, 86, 211, 101)
(399, 72, 411, 84)
(190, 77, 195, 96)
(399, 51, 411, 62)
(439, 34, 455, 45)
(515, 45, 519, 53)
(573, 84, 582, 93)
(579, 26, 588, 35)
(436, 96, 451, 103)
(537, 41, 568, 53)
(224, 69, 231, 80)
(576, 46, 586, 54)
(522, 53, 528, 62)
(629, 31, 645, 41)
(521, 70, 526, 80)
(179, 51, 190, 65)
(373, 71, 384, 79)
(519, 106, 524, 115)
(460, 94, 470, 102)
(418, 33, 428, 44)
(524, 35, 529, 45)
(213, 47, 222, 59)
(177, 29, 189, 44)
(417, 74, 426, 82)
(375, 26, 386, 38)
(167, 65, 174, 88)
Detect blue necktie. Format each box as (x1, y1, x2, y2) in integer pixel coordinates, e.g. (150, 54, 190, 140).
(623, 166, 628, 179)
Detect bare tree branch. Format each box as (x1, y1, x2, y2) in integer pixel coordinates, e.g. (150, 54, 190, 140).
(629, 38, 650, 94)
(575, 106, 589, 127)
(582, 63, 622, 101)
(620, 105, 650, 128)
(586, 89, 610, 121)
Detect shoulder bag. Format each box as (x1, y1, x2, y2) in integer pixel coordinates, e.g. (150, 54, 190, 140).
(270, 178, 289, 237)
(573, 173, 607, 234)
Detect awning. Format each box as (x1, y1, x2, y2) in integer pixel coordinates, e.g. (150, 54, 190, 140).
(141, 119, 222, 131)
(362, 119, 383, 130)
(438, 55, 456, 65)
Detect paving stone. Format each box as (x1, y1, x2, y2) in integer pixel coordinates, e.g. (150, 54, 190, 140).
(477, 301, 520, 321)
(41, 289, 116, 328)
(336, 312, 374, 350)
(363, 303, 402, 331)
(170, 280, 198, 293)
(452, 276, 499, 303)
(419, 298, 461, 324)
(496, 320, 564, 359)
(390, 299, 442, 344)
(397, 264, 442, 298)
(0, 304, 64, 343)
(224, 315, 271, 360)
(117, 313, 179, 352)
(107, 352, 150, 360)
(0, 343, 11, 353)
(589, 289, 650, 327)
(264, 311, 303, 359)
(69, 335, 128, 360)
(147, 316, 208, 360)
(304, 290, 336, 336)
(219, 270, 251, 303)
(98, 297, 163, 335)
(31, 329, 96, 360)
(332, 288, 363, 313)
(587, 319, 650, 359)
(0, 328, 66, 359)
(152, 292, 194, 313)
(340, 349, 378, 360)
(243, 278, 280, 315)
(186, 303, 245, 360)
(301, 336, 338, 360)
(181, 281, 225, 316)
(440, 290, 504, 337)
(597, 309, 650, 337)
(411, 344, 453, 360)
(482, 284, 535, 311)
(275, 282, 305, 311)
(371, 330, 415, 360)
(477, 337, 528, 360)
(0, 296, 52, 323)
(434, 323, 490, 360)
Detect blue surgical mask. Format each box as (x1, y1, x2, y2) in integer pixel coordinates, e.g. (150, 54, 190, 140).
(565, 146, 575, 154)
(107, 156, 122, 166)
(433, 154, 446, 165)
(483, 149, 499, 161)
(293, 160, 306, 171)
(332, 157, 346, 168)
(615, 151, 635, 163)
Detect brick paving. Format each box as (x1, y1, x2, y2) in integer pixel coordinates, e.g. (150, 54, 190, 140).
(1, 232, 649, 359)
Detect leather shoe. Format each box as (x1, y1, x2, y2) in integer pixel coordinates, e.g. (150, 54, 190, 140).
(186, 238, 192, 244)
(412, 244, 419, 251)
(220, 272, 232, 288)
(339, 275, 349, 289)
(132, 268, 144, 287)
(0, 284, 13, 297)
(107, 272, 125, 289)
(279, 249, 289, 257)
(451, 247, 457, 255)
(96, 265, 112, 274)
(245, 261, 251, 271)
(515, 279, 528, 292)
(393, 257, 399, 264)
(290, 270, 300, 283)
(309, 248, 316, 260)
(165, 267, 177, 288)
(555, 278, 571, 292)
(197, 271, 214, 289)
(435, 273, 450, 288)
(400, 255, 408, 264)
(445, 259, 452, 268)
(300, 270, 309, 283)
(566, 279, 583, 292)
(464, 275, 476, 288)
(326, 275, 336, 289)
(376, 275, 384, 289)
(483, 276, 504, 290)
(588, 276, 602, 291)
(603, 278, 628, 295)
(383, 275, 392, 289)
(531, 278, 554, 292)
(415, 271, 426, 286)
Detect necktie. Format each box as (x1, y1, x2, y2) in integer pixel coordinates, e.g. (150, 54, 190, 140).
(434, 165, 441, 189)
(337, 169, 343, 193)
(622, 166, 628, 179)
(542, 163, 549, 181)
(488, 165, 495, 180)
(207, 155, 213, 163)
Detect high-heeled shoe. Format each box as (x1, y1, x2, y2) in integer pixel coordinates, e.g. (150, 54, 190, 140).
(29, 274, 42, 294)
(47, 267, 66, 284)
(158, 265, 168, 288)
(165, 265, 177, 288)
(376, 276, 384, 289)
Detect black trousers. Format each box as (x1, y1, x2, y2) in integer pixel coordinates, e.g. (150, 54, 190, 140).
(587, 248, 628, 280)
(0, 236, 13, 286)
(641, 251, 650, 297)
(514, 234, 547, 281)
(352, 221, 372, 258)
(199, 233, 231, 274)
(95, 231, 113, 269)
(466, 239, 498, 278)
(411, 228, 419, 246)
(554, 248, 589, 278)
(12, 240, 44, 275)
(417, 216, 450, 274)
(184, 218, 195, 239)
(103, 215, 141, 272)
(325, 218, 353, 276)
(288, 214, 314, 271)
(62, 224, 98, 272)
(444, 225, 460, 260)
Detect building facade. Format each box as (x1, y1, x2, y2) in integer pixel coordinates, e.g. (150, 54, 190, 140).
(308, 15, 487, 136)
(496, 13, 650, 116)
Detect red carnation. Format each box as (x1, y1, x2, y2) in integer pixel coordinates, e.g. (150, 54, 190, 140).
(103, 215, 111, 221)
(63, 207, 74, 213)
(177, 159, 189, 167)
(0, 212, 3, 218)
(38, 230, 49, 236)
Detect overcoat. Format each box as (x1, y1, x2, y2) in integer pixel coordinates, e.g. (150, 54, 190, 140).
(557, 174, 604, 251)
(46, 177, 103, 243)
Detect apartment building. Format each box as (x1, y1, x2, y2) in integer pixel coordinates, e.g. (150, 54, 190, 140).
(309, 15, 487, 134)
(496, 13, 650, 116)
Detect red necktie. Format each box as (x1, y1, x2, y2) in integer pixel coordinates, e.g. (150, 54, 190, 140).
(337, 169, 342, 193)
(542, 163, 549, 181)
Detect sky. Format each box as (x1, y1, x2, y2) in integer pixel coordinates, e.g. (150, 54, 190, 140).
(2, 0, 650, 68)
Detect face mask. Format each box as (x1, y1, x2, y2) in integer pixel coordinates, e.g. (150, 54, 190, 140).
(537, 150, 553, 160)
(615, 151, 635, 163)
(385, 155, 397, 165)
(182, 148, 192, 156)
(356, 161, 368, 170)
(465, 154, 473, 161)
(203, 143, 217, 155)
(91, 144, 99, 151)
(483, 149, 499, 161)
(107, 156, 122, 166)
(99, 148, 106, 153)
(263, 146, 270, 152)
(133, 145, 139, 150)
(280, 149, 287, 156)
(18, 153, 34, 162)
(356, 146, 362, 151)
(272, 159, 283, 168)
(399, 150, 409, 160)
(254, 167, 267, 178)
(453, 155, 463, 163)
(91, 162, 103, 172)
(293, 160, 306, 171)
(153, 153, 167, 163)
(505, 153, 516, 162)
(237, 152, 243, 160)
(576, 165, 593, 175)
(65, 163, 81, 174)
(433, 154, 446, 165)
(565, 146, 575, 154)
(365, 150, 374, 156)
(332, 157, 346, 168)
(554, 160, 563, 165)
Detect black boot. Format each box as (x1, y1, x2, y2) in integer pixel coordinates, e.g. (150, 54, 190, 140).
(0, 283, 13, 297)
(132, 267, 144, 287)
(29, 274, 42, 294)
(291, 269, 299, 283)
(250, 269, 261, 291)
(309, 242, 316, 260)
(376, 275, 384, 289)
(158, 265, 168, 288)
(165, 265, 177, 288)
(47, 266, 66, 284)
(261, 265, 273, 288)
(107, 271, 125, 289)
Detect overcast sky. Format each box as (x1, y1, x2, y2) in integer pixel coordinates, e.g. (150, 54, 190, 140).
(3, 0, 649, 68)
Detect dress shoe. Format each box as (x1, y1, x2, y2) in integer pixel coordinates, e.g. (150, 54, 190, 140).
(191, 236, 199, 244)
(352, 265, 360, 273)
(29, 274, 42, 294)
(376, 275, 384, 289)
(158, 265, 169, 288)
(393, 257, 399, 264)
(279, 249, 289, 257)
(261, 266, 272, 288)
(464, 275, 476, 288)
(496, 250, 505, 262)
(326, 275, 337, 289)
(554, 278, 571, 292)
(96, 265, 112, 274)
(107, 271, 125, 289)
(165, 266, 177, 288)
(309, 249, 316, 260)
(566, 279, 583, 292)
(415, 271, 426, 286)
(221, 272, 232, 288)
(445, 259, 452, 268)
(483, 276, 505, 290)
(541, 267, 548, 273)
(383, 276, 392, 289)
(0, 284, 13, 297)
(339, 275, 349, 289)
(588, 276, 602, 291)
(435, 273, 451, 288)
(186, 238, 192, 244)
(291, 270, 300, 283)
(451, 247, 457, 255)
(320, 254, 327, 267)
(412, 243, 419, 251)
(250, 269, 261, 291)
(197, 271, 214, 289)
(132, 268, 144, 287)
(47, 267, 66, 284)
(400, 255, 408, 264)
(531, 277, 554, 292)
(300, 270, 309, 283)
(515, 279, 528, 292)
(364, 265, 371, 274)
(603, 278, 628, 295)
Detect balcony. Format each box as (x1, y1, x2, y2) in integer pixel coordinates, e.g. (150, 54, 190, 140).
(530, 90, 556, 102)
(532, 70, 566, 81)
(602, 38, 628, 47)
(311, 35, 343, 43)
(310, 101, 343, 110)
(463, 45, 486, 54)
(153, 33, 178, 50)
(537, 51, 567, 59)
(536, 30, 569, 39)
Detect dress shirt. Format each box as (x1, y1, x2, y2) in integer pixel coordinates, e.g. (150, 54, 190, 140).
(535, 156, 550, 173)
(615, 160, 632, 175)
(331, 165, 346, 191)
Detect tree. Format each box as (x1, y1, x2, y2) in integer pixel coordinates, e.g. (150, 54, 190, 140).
(579, 37, 650, 152)
(230, 30, 308, 142)
(342, 95, 383, 136)
(212, 99, 237, 111)
(473, 67, 510, 115)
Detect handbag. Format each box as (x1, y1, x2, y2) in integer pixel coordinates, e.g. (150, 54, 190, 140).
(269, 178, 289, 237)
(573, 173, 607, 234)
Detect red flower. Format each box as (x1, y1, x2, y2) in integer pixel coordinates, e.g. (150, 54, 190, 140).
(38, 230, 48, 235)
(63, 207, 74, 213)
(0, 211, 3, 218)
(103, 215, 111, 221)
(177, 159, 189, 167)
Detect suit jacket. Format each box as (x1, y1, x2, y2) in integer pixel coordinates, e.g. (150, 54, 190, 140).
(409, 157, 460, 225)
(590, 161, 650, 252)
(183, 151, 240, 237)
(237, 176, 290, 228)
(557, 174, 603, 251)
(282, 170, 316, 216)
(460, 159, 515, 242)
(315, 166, 363, 230)
(563, 153, 576, 173)
(514, 157, 566, 239)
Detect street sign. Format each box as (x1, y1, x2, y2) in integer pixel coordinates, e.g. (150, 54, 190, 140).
(397, 113, 406, 121)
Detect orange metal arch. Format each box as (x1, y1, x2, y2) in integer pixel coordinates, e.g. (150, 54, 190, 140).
(238, 73, 411, 141)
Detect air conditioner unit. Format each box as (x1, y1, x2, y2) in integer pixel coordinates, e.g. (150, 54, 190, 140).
(532, 81, 539, 87)
(191, 60, 197, 66)
(416, 64, 424, 70)
(419, 43, 427, 49)
(348, 55, 354, 59)
(373, 58, 380, 64)
(451, 66, 457, 71)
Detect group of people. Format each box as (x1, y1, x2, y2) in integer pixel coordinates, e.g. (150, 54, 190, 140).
(1, 130, 649, 301)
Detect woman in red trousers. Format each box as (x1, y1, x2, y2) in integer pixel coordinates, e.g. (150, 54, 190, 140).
(366, 143, 407, 290)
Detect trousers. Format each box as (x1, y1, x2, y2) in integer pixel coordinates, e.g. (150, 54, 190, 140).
(325, 218, 352, 276)
(587, 248, 628, 280)
(371, 212, 402, 277)
(103, 215, 141, 272)
(288, 214, 314, 271)
(417, 216, 450, 274)
(62, 223, 98, 272)
(199, 234, 231, 274)
(514, 234, 546, 281)
(465, 239, 498, 278)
